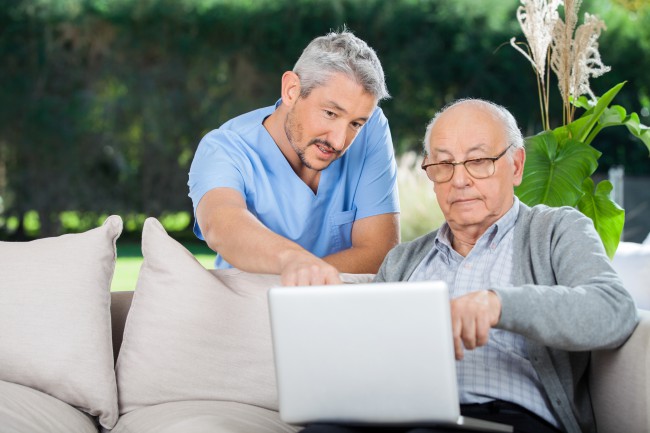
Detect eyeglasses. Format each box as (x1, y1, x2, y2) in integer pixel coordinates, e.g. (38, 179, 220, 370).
(420, 144, 514, 183)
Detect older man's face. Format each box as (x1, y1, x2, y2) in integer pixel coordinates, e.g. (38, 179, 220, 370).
(425, 104, 525, 235)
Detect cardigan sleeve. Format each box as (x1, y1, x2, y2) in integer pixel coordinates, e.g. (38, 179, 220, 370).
(373, 230, 439, 283)
(494, 205, 639, 351)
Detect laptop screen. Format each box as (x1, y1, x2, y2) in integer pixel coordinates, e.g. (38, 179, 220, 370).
(268, 280, 461, 426)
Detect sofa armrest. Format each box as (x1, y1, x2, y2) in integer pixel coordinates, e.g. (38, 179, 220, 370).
(590, 309, 650, 433)
(110, 290, 134, 363)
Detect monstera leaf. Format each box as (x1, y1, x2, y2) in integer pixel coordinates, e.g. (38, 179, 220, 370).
(515, 129, 600, 207)
(573, 82, 650, 153)
(577, 178, 625, 259)
(516, 82, 650, 256)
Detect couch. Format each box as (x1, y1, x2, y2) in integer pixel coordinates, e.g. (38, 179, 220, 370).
(1, 216, 649, 433)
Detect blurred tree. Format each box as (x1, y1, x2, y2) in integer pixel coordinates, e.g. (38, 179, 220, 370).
(0, 0, 647, 237)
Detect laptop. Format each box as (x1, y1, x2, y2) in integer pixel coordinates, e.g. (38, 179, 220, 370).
(268, 280, 513, 432)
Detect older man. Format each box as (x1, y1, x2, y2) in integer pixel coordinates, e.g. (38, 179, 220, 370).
(302, 99, 638, 433)
(188, 30, 400, 286)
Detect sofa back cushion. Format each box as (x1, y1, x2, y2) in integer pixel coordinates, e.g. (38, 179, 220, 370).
(0, 216, 122, 429)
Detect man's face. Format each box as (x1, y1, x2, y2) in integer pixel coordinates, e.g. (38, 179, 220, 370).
(284, 73, 377, 172)
(425, 104, 525, 234)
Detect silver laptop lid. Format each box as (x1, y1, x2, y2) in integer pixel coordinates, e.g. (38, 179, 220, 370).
(268, 280, 460, 426)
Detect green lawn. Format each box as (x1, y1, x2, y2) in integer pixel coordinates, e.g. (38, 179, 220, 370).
(111, 241, 215, 292)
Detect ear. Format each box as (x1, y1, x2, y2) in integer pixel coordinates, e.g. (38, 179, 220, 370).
(280, 71, 301, 108)
(512, 146, 526, 187)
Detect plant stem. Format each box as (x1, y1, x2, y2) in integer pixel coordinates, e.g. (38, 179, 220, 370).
(535, 65, 547, 131)
(584, 124, 603, 146)
(545, 50, 551, 130)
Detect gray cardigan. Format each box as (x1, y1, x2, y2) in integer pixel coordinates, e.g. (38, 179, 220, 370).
(375, 202, 639, 433)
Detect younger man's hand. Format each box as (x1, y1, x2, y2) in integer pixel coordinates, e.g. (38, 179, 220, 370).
(279, 250, 342, 286)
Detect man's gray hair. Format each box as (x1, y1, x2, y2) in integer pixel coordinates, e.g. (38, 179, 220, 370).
(422, 99, 524, 155)
(293, 29, 390, 101)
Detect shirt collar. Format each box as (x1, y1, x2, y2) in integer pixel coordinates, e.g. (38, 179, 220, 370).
(487, 196, 520, 246)
(434, 196, 520, 253)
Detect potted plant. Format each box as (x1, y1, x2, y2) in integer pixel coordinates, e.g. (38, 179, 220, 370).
(509, 0, 650, 258)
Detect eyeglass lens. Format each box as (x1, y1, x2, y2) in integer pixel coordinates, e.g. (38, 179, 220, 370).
(427, 159, 495, 182)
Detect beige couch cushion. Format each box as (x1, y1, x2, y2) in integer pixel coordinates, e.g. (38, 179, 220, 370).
(0, 216, 122, 429)
(590, 309, 650, 433)
(0, 380, 98, 433)
(110, 400, 300, 433)
(115, 217, 372, 416)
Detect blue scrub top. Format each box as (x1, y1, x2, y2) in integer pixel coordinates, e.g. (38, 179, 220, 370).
(188, 102, 399, 268)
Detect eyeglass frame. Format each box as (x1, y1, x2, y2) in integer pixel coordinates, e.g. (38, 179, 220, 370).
(420, 143, 515, 183)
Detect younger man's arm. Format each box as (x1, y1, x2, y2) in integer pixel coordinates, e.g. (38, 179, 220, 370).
(322, 213, 399, 274)
(197, 188, 399, 285)
(197, 187, 342, 286)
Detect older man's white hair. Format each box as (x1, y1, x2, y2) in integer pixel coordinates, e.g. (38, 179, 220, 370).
(422, 99, 524, 156)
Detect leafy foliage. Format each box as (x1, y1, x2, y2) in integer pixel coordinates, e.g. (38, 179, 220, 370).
(516, 82, 650, 257)
(516, 131, 600, 207)
(578, 178, 625, 258)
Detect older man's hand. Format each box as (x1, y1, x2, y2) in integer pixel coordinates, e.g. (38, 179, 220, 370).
(450, 290, 502, 360)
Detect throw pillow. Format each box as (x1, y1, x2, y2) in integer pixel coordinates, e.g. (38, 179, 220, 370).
(0, 215, 122, 429)
(115, 217, 373, 415)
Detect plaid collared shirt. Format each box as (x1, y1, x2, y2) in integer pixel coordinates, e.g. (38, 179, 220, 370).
(409, 198, 559, 427)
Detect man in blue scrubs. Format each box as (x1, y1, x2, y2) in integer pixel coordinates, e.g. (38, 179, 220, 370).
(188, 30, 400, 286)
